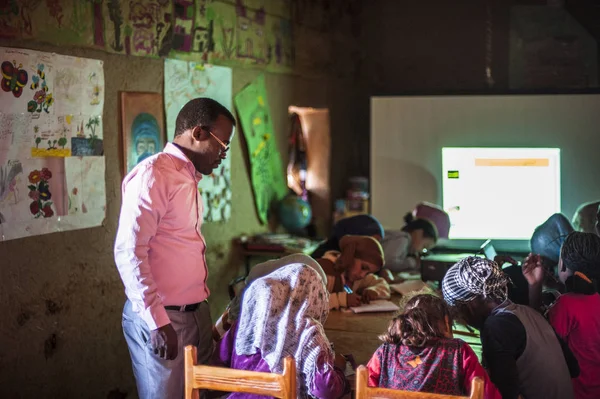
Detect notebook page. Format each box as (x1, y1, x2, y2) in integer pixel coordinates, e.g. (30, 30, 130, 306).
(350, 300, 400, 313)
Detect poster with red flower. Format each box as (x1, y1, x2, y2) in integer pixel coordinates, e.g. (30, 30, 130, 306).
(0, 158, 64, 229)
(0, 47, 106, 241)
(27, 167, 55, 218)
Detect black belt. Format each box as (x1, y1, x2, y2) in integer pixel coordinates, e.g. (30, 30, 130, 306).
(165, 302, 203, 312)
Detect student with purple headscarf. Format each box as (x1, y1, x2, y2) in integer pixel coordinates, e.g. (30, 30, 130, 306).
(214, 263, 349, 399)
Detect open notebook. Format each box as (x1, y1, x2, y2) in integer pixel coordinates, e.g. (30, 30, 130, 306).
(349, 300, 400, 313)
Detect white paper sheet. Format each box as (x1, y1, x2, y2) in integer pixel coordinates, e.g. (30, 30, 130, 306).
(350, 300, 400, 314)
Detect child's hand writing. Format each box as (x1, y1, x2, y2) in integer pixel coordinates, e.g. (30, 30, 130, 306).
(379, 268, 395, 284)
(361, 290, 378, 304)
(346, 293, 361, 307)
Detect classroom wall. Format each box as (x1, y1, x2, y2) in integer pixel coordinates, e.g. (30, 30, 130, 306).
(333, 0, 513, 204)
(370, 94, 600, 232)
(0, 7, 362, 398)
(359, 0, 598, 227)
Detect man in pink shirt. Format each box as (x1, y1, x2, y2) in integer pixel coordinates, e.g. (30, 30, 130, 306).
(114, 98, 235, 399)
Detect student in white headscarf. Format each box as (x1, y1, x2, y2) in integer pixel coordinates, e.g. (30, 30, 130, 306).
(212, 254, 326, 340)
(213, 262, 349, 399)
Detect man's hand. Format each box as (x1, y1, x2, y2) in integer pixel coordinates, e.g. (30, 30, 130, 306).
(150, 323, 178, 360)
(361, 290, 378, 304)
(346, 293, 361, 308)
(522, 253, 545, 286)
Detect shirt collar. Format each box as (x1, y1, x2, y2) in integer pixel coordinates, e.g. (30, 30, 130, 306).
(164, 142, 203, 181)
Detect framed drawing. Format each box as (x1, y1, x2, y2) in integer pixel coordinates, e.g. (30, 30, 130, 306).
(120, 92, 165, 175)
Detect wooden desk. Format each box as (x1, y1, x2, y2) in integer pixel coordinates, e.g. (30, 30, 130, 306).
(324, 294, 482, 366)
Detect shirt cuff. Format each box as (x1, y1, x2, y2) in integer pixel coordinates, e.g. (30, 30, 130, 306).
(141, 304, 171, 330)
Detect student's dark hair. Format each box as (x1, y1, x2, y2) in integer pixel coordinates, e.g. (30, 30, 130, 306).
(402, 213, 439, 242)
(174, 98, 236, 137)
(380, 294, 451, 347)
(561, 231, 600, 294)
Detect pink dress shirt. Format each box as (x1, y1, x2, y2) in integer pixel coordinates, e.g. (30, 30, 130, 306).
(114, 143, 209, 330)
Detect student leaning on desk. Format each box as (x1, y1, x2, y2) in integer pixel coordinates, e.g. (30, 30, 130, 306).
(380, 213, 439, 283)
(316, 235, 389, 309)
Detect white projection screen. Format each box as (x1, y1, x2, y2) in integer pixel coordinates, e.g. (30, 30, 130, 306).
(442, 147, 560, 240)
(371, 94, 600, 251)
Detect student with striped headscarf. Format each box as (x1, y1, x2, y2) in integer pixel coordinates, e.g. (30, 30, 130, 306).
(442, 256, 579, 399)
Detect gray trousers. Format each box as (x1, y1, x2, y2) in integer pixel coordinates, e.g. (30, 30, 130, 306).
(122, 300, 213, 399)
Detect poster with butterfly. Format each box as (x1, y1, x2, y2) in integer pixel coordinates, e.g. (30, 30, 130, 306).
(0, 47, 37, 114)
(0, 46, 106, 241)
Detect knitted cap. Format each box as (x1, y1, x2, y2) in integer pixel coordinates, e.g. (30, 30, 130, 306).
(339, 235, 385, 269)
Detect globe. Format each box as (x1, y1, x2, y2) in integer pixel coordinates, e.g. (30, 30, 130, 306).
(278, 194, 312, 232)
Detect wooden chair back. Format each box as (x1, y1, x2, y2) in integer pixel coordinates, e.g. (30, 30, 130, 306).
(355, 365, 484, 399)
(184, 345, 296, 399)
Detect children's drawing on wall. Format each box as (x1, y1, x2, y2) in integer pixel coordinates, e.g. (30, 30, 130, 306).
(0, 49, 35, 113)
(1, 59, 28, 98)
(235, 1, 266, 62)
(88, 70, 101, 105)
(2, 0, 298, 72)
(0, 47, 106, 241)
(70, 115, 103, 156)
(26, 62, 53, 115)
(197, 0, 294, 72)
(24, 51, 55, 118)
(164, 58, 233, 221)
(65, 156, 106, 223)
(120, 92, 165, 174)
(0, 160, 23, 224)
(234, 74, 287, 224)
(96, 0, 173, 57)
(31, 0, 93, 45)
(27, 167, 55, 219)
(0, 157, 66, 233)
(31, 116, 71, 157)
(52, 56, 104, 115)
(54, 65, 79, 110)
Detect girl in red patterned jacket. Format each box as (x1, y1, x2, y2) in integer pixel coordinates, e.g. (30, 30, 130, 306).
(366, 294, 500, 399)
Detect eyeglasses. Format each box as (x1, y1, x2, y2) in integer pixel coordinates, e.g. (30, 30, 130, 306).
(209, 131, 229, 153)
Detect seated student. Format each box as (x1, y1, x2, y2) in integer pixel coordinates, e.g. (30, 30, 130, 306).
(316, 235, 389, 309)
(212, 253, 325, 341)
(546, 232, 600, 399)
(514, 213, 573, 310)
(311, 214, 384, 259)
(442, 256, 579, 399)
(413, 202, 451, 239)
(367, 294, 501, 399)
(380, 213, 438, 275)
(572, 201, 600, 234)
(214, 263, 349, 399)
